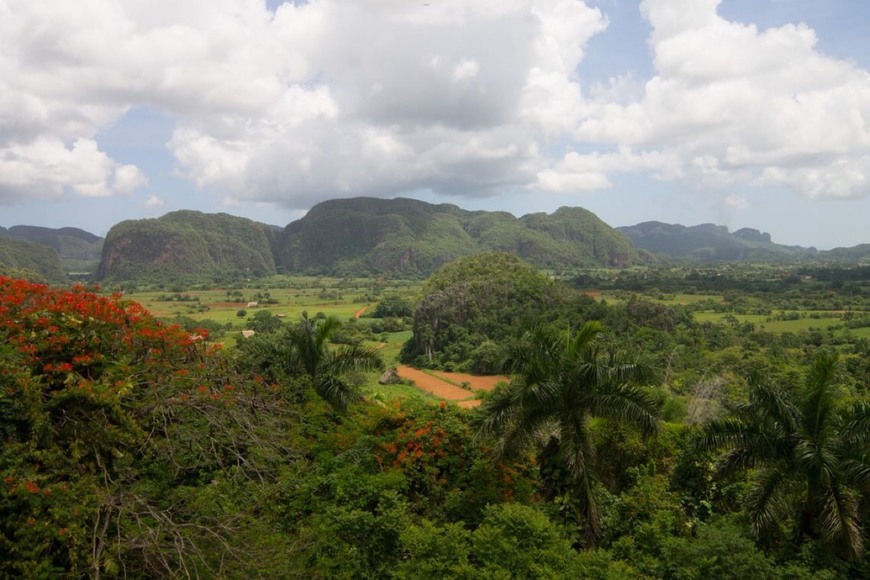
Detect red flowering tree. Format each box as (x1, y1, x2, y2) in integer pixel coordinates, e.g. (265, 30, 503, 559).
(0, 276, 258, 576)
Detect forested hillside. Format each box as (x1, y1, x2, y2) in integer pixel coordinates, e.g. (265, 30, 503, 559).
(0, 226, 103, 261)
(276, 197, 637, 275)
(0, 237, 66, 283)
(618, 221, 813, 261)
(96, 211, 278, 282)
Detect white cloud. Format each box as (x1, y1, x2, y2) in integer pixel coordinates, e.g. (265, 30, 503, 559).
(1, 0, 868, 211)
(0, 137, 144, 201)
(143, 194, 165, 208)
(452, 59, 480, 81)
(114, 165, 148, 195)
(723, 193, 748, 210)
(571, 0, 870, 199)
(0, 0, 611, 208)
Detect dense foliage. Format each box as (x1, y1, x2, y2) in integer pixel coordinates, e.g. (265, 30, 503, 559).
(276, 197, 638, 276)
(2, 263, 870, 577)
(0, 225, 103, 262)
(402, 253, 588, 370)
(96, 211, 277, 283)
(0, 238, 66, 283)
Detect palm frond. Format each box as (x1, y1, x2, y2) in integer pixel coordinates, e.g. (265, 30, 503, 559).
(750, 379, 800, 434)
(314, 376, 360, 412)
(699, 418, 791, 473)
(745, 466, 794, 539)
(573, 470, 601, 546)
(818, 484, 863, 559)
(567, 320, 604, 356)
(840, 400, 870, 447)
(326, 343, 384, 375)
(840, 457, 870, 490)
(474, 382, 523, 441)
(800, 352, 839, 439)
(558, 410, 595, 478)
(587, 384, 660, 436)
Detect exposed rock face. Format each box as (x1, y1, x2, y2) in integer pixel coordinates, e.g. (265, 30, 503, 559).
(734, 228, 772, 243)
(379, 368, 402, 385)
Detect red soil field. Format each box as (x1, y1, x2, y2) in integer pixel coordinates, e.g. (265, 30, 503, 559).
(396, 365, 475, 401)
(431, 371, 509, 392)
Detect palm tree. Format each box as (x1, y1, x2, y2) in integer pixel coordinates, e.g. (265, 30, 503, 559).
(474, 321, 660, 544)
(699, 352, 870, 559)
(284, 313, 384, 411)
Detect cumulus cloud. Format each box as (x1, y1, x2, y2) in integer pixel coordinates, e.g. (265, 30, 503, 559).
(0, 137, 141, 201)
(1, 0, 868, 210)
(143, 194, 166, 208)
(0, 0, 609, 208)
(565, 0, 870, 199)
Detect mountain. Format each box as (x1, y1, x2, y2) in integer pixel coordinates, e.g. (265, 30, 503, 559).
(0, 237, 66, 282)
(0, 225, 103, 261)
(95, 211, 278, 282)
(275, 197, 636, 275)
(822, 243, 870, 261)
(617, 221, 814, 262)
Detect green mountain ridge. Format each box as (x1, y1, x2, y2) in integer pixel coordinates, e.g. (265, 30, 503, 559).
(0, 237, 66, 282)
(95, 211, 278, 282)
(617, 221, 817, 262)
(8, 199, 870, 284)
(276, 197, 636, 276)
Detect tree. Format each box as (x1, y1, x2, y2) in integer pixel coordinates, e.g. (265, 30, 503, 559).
(248, 310, 283, 334)
(474, 321, 660, 545)
(698, 352, 870, 559)
(284, 313, 384, 411)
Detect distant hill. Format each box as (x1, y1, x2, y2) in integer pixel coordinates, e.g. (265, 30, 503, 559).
(617, 221, 814, 262)
(822, 243, 870, 261)
(0, 225, 103, 261)
(0, 237, 66, 282)
(0, 224, 104, 276)
(275, 197, 636, 275)
(95, 211, 278, 282)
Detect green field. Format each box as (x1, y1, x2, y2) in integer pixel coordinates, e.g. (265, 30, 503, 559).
(693, 311, 845, 333)
(123, 278, 431, 401)
(125, 276, 422, 329)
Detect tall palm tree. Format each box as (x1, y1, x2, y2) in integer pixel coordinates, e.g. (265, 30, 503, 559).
(699, 352, 870, 559)
(474, 321, 660, 544)
(284, 313, 384, 411)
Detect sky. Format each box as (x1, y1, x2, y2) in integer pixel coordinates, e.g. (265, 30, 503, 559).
(1, 0, 869, 250)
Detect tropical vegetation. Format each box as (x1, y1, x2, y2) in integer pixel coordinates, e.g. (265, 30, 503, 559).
(2, 240, 870, 577)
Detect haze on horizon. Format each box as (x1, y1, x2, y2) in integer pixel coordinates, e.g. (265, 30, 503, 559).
(1, 0, 869, 250)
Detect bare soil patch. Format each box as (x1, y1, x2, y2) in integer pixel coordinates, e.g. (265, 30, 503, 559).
(396, 366, 475, 401)
(431, 371, 509, 392)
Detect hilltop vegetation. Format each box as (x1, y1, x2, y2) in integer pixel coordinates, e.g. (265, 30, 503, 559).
(0, 225, 103, 262)
(96, 211, 278, 282)
(403, 253, 586, 371)
(617, 221, 814, 262)
(9, 197, 870, 285)
(276, 197, 637, 276)
(0, 237, 66, 283)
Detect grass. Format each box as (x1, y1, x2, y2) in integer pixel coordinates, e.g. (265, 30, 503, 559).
(693, 311, 844, 333)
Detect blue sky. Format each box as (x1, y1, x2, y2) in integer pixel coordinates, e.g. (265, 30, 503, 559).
(1, 0, 869, 249)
